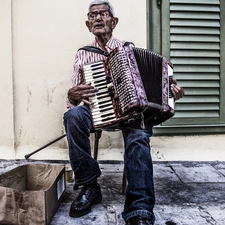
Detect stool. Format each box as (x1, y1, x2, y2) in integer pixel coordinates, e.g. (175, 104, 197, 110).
(93, 129, 126, 195)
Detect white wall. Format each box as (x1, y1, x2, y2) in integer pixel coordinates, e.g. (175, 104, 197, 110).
(0, 0, 147, 160)
(1, 0, 224, 162)
(0, 0, 15, 158)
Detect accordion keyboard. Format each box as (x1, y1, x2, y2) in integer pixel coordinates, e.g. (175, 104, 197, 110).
(83, 61, 116, 126)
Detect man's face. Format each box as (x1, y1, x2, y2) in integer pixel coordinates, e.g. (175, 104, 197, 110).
(86, 4, 117, 37)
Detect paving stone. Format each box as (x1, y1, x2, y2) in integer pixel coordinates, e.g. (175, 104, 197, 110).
(153, 163, 181, 183)
(213, 163, 225, 177)
(198, 204, 225, 225)
(100, 163, 124, 173)
(213, 163, 225, 170)
(170, 163, 225, 183)
(154, 204, 209, 225)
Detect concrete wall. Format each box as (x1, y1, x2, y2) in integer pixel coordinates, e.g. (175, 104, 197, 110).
(0, 0, 147, 160)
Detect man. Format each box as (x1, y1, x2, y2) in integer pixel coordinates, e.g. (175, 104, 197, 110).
(64, 1, 184, 224)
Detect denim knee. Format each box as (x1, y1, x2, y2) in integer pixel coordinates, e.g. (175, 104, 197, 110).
(64, 105, 93, 132)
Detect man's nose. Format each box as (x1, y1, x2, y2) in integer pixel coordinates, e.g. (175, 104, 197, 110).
(96, 13, 103, 20)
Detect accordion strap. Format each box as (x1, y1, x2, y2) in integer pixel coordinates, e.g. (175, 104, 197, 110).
(78, 46, 109, 56)
(78, 41, 135, 56)
(123, 41, 135, 47)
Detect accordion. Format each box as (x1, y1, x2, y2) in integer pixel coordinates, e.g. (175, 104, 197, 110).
(81, 44, 174, 129)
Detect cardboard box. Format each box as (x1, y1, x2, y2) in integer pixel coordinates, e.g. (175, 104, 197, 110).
(0, 163, 66, 225)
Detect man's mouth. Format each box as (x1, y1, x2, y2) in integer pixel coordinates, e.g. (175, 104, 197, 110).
(94, 24, 104, 29)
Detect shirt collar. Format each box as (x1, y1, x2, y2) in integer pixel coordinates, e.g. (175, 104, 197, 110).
(92, 36, 116, 53)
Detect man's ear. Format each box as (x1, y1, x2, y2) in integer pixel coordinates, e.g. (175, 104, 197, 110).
(85, 20, 91, 32)
(111, 17, 119, 29)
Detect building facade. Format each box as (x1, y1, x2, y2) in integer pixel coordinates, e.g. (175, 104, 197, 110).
(0, 0, 224, 160)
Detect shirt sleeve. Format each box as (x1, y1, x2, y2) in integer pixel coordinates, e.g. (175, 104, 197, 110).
(66, 51, 84, 109)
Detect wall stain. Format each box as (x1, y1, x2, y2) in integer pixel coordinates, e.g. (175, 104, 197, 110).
(27, 87, 32, 112)
(45, 81, 56, 106)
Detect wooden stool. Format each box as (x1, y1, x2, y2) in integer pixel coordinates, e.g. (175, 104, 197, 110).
(93, 129, 126, 195)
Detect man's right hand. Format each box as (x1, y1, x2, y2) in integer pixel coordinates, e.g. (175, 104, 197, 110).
(67, 83, 98, 105)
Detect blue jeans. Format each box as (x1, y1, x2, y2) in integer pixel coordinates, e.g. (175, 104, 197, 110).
(63, 105, 155, 223)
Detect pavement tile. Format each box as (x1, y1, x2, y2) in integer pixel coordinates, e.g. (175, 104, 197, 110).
(154, 204, 209, 225)
(198, 204, 225, 225)
(170, 163, 225, 183)
(99, 163, 124, 173)
(50, 204, 109, 225)
(213, 163, 225, 176)
(153, 163, 181, 182)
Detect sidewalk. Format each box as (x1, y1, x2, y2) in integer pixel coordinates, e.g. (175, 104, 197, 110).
(1, 160, 225, 224)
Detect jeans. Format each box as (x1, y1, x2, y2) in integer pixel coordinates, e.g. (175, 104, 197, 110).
(63, 105, 155, 223)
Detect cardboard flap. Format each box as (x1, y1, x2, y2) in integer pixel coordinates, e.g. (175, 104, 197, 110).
(0, 187, 46, 225)
(26, 164, 63, 190)
(0, 187, 20, 224)
(0, 166, 27, 190)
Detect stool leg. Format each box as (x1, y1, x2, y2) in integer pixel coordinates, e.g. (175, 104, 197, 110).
(93, 130, 102, 160)
(121, 166, 126, 195)
(93, 129, 126, 195)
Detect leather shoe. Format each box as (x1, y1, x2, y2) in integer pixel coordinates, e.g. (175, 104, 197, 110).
(69, 183, 102, 218)
(126, 216, 154, 225)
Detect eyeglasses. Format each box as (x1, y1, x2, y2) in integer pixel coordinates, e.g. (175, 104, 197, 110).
(87, 10, 111, 20)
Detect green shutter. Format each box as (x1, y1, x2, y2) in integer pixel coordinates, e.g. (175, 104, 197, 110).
(147, 0, 225, 134)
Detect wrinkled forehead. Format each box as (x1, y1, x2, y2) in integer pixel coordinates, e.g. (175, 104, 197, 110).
(89, 4, 110, 12)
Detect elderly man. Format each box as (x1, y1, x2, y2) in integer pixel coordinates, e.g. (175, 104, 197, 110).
(64, 1, 184, 224)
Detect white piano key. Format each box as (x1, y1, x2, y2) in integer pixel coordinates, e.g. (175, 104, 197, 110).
(91, 96, 111, 103)
(85, 76, 106, 84)
(96, 94, 111, 100)
(94, 97, 111, 104)
(91, 102, 113, 110)
(168, 65, 173, 76)
(93, 114, 116, 123)
(92, 106, 114, 114)
(93, 117, 115, 124)
(96, 90, 109, 96)
(168, 97, 174, 110)
(84, 69, 105, 75)
(83, 62, 104, 70)
(92, 105, 113, 114)
(93, 77, 107, 84)
(84, 70, 105, 76)
(94, 117, 116, 125)
(93, 111, 115, 119)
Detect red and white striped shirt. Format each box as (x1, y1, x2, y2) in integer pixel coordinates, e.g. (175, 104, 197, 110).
(67, 36, 126, 108)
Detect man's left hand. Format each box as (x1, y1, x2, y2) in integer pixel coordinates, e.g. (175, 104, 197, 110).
(171, 78, 185, 101)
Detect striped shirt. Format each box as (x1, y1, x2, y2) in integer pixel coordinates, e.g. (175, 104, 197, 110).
(67, 36, 126, 108)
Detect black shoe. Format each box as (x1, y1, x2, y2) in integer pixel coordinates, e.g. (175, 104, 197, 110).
(69, 183, 102, 218)
(126, 216, 154, 225)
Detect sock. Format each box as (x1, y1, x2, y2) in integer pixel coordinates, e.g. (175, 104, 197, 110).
(86, 180, 98, 188)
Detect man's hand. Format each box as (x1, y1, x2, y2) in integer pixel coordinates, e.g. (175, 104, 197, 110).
(68, 83, 98, 105)
(171, 78, 185, 101)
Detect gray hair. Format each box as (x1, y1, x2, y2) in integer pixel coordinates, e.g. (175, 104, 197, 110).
(88, 0, 115, 17)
